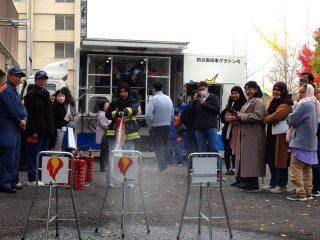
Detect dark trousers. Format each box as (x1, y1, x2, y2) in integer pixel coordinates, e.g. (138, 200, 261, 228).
(99, 134, 109, 171)
(0, 133, 20, 190)
(26, 138, 49, 182)
(222, 139, 233, 170)
(242, 177, 259, 187)
(150, 126, 170, 171)
(269, 164, 288, 188)
(313, 140, 320, 191)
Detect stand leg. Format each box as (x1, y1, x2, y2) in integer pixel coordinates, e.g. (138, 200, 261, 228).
(176, 185, 190, 240)
(45, 183, 53, 240)
(198, 185, 203, 235)
(21, 184, 39, 240)
(121, 179, 127, 238)
(220, 176, 233, 239)
(207, 183, 212, 240)
(55, 186, 59, 237)
(95, 187, 109, 232)
(139, 181, 150, 233)
(70, 187, 82, 240)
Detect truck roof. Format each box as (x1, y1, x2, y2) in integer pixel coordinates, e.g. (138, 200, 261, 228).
(81, 38, 189, 54)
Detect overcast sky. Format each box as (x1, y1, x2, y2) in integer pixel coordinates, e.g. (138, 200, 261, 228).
(88, 0, 320, 89)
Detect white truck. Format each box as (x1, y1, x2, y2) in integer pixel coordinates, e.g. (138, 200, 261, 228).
(20, 60, 68, 97)
(73, 39, 246, 151)
(21, 40, 246, 152)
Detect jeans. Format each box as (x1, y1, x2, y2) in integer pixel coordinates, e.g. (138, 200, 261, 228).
(185, 129, 197, 158)
(168, 136, 185, 165)
(195, 128, 220, 169)
(26, 138, 49, 182)
(150, 126, 170, 171)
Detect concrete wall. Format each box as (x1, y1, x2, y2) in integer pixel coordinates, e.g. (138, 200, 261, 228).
(0, 0, 19, 83)
(14, 0, 80, 89)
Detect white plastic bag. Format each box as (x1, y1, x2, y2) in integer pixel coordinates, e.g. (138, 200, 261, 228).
(67, 127, 76, 149)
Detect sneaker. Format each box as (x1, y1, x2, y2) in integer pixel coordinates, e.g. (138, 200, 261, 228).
(127, 183, 134, 189)
(270, 186, 289, 194)
(108, 183, 114, 188)
(15, 182, 23, 190)
(261, 185, 273, 191)
(178, 164, 183, 167)
(287, 194, 307, 202)
(217, 174, 227, 182)
(27, 181, 45, 187)
(242, 185, 260, 192)
(312, 190, 320, 197)
(306, 195, 314, 200)
(0, 188, 16, 194)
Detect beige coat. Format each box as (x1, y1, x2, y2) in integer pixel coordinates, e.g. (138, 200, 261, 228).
(264, 103, 292, 168)
(235, 97, 266, 178)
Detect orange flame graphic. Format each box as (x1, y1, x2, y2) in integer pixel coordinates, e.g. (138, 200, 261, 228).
(118, 157, 133, 176)
(47, 157, 64, 181)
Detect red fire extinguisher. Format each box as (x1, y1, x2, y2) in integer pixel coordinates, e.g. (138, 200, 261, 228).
(85, 150, 94, 182)
(115, 116, 126, 149)
(73, 152, 85, 190)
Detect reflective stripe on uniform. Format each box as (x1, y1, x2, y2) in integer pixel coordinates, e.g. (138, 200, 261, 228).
(123, 116, 136, 121)
(126, 132, 140, 140)
(126, 107, 133, 116)
(111, 111, 117, 119)
(106, 129, 116, 136)
(0, 83, 7, 94)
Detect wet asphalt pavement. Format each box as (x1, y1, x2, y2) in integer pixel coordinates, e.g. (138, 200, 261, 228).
(0, 153, 319, 240)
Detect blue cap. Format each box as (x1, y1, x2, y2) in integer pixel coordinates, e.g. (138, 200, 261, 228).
(8, 67, 25, 77)
(34, 70, 49, 80)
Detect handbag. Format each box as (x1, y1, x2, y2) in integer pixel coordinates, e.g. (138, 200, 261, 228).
(271, 120, 289, 135)
(66, 127, 76, 149)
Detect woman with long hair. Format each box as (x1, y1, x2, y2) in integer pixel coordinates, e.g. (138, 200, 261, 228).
(234, 81, 266, 192)
(224, 86, 247, 176)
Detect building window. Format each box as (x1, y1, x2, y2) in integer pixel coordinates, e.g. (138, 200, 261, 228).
(55, 43, 74, 58)
(55, 15, 74, 30)
(56, 0, 74, 2)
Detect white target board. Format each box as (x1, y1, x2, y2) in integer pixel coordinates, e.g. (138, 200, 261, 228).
(112, 154, 139, 182)
(192, 156, 218, 183)
(42, 156, 69, 184)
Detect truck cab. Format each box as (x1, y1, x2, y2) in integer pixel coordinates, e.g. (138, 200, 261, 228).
(20, 60, 68, 98)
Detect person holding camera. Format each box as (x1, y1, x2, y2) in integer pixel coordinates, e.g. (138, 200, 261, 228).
(190, 81, 220, 153)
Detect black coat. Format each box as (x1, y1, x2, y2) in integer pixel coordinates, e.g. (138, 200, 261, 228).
(24, 87, 55, 138)
(190, 93, 220, 129)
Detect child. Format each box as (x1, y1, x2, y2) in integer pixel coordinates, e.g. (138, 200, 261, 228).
(96, 99, 111, 172)
(168, 108, 186, 166)
(52, 89, 69, 151)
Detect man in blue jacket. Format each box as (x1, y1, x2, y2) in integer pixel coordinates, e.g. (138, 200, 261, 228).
(0, 67, 28, 193)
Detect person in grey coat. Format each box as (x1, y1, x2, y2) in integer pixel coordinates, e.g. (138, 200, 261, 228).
(287, 84, 319, 201)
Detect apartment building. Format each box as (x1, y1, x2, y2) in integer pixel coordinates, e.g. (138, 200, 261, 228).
(13, 0, 81, 89)
(0, 0, 19, 84)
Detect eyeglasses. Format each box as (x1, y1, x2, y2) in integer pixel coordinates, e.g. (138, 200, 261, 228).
(299, 79, 309, 84)
(244, 88, 256, 92)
